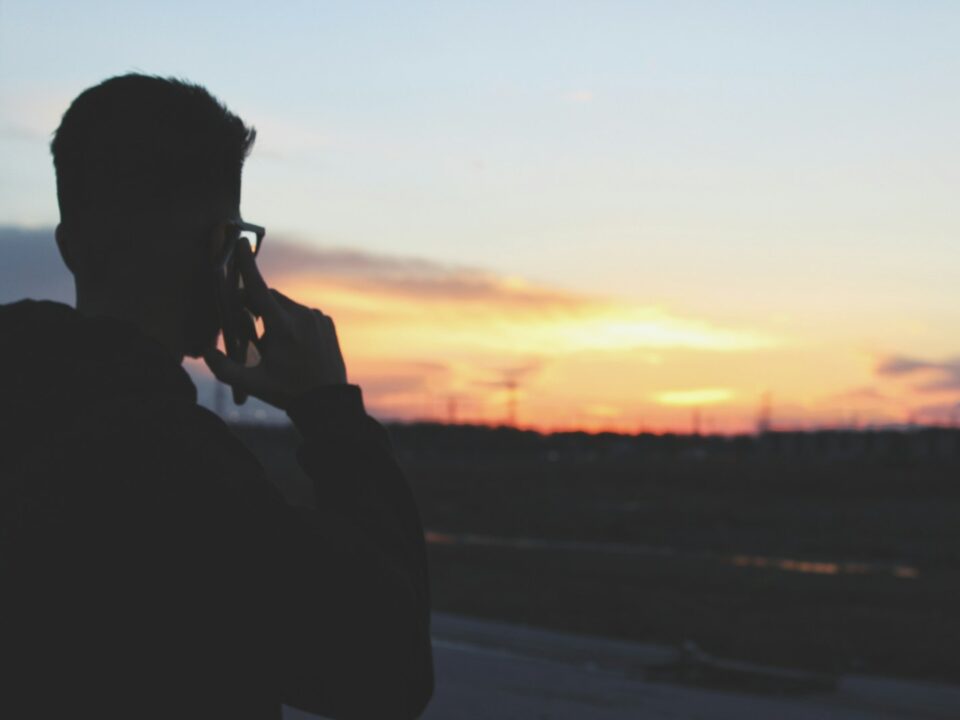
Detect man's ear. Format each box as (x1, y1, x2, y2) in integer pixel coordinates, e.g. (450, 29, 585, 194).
(55, 224, 76, 274)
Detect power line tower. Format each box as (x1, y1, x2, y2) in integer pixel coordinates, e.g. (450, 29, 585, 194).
(478, 364, 538, 428)
(489, 372, 520, 427)
(504, 377, 518, 427)
(757, 391, 772, 435)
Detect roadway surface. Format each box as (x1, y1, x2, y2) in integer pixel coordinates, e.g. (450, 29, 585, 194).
(283, 613, 960, 720)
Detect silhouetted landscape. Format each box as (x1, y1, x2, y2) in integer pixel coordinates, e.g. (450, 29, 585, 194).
(232, 422, 960, 685)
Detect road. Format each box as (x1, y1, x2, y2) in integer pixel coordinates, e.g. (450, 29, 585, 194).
(284, 613, 960, 720)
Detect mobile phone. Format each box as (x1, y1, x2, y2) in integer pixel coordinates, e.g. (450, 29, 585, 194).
(215, 242, 261, 405)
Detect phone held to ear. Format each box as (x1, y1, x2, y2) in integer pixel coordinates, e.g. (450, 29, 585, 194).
(216, 246, 261, 405)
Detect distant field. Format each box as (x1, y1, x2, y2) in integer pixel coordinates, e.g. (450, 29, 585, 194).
(231, 422, 960, 684)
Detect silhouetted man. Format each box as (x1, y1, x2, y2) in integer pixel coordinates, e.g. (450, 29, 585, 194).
(0, 75, 433, 719)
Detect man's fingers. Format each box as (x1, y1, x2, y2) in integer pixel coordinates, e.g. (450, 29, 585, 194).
(236, 242, 285, 327)
(204, 348, 256, 388)
(205, 347, 283, 409)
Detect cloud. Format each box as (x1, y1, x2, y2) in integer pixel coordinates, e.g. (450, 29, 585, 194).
(0, 226, 73, 305)
(875, 354, 960, 393)
(826, 386, 891, 403)
(259, 241, 583, 311)
(913, 401, 960, 424)
(350, 359, 449, 399)
(360, 373, 430, 397)
(2, 225, 778, 359)
(876, 355, 941, 376)
(0, 225, 578, 312)
(260, 239, 778, 355)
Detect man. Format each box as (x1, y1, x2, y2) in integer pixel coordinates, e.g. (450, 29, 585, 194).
(0, 74, 433, 719)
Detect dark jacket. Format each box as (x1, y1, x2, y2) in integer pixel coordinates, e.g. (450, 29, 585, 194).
(0, 300, 433, 719)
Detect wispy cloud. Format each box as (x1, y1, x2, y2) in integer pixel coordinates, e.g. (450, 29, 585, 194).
(263, 238, 778, 356)
(826, 386, 891, 404)
(1, 226, 778, 355)
(913, 401, 960, 424)
(259, 241, 581, 311)
(875, 354, 960, 393)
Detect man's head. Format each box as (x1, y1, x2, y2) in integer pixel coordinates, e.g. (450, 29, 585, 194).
(51, 74, 256, 359)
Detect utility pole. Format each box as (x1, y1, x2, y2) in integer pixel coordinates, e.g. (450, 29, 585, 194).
(506, 378, 518, 427)
(757, 391, 772, 435)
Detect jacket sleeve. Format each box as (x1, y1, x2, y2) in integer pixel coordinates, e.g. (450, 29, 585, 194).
(270, 384, 434, 720)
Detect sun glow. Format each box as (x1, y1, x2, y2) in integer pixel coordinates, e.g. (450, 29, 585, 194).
(656, 388, 734, 407)
(538, 309, 774, 354)
(259, 254, 794, 430)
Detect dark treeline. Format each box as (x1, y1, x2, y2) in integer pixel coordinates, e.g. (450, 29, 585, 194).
(233, 421, 960, 513)
(235, 421, 960, 468)
(382, 423, 960, 466)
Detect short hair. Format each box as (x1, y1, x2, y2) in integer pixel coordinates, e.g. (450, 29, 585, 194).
(51, 74, 256, 228)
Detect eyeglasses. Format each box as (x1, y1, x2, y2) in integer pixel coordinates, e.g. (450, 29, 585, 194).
(225, 220, 265, 258)
(215, 220, 265, 271)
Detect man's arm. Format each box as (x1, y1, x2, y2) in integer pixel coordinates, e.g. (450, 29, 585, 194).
(274, 385, 433, 719)
(204, 242, 434, 718)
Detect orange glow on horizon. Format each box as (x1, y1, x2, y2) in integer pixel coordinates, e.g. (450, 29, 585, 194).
(656, 388, 734, 407)
(200, 241, 960, 434)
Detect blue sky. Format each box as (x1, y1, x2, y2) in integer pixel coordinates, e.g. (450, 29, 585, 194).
(5, 3, 958, 300)
(3, 2, 960, 428)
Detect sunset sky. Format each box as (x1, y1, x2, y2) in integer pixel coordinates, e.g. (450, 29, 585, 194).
(3, 2, 960, 432)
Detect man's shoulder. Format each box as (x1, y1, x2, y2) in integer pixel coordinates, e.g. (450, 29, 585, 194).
(0, 298, 74, 316)
(0, 298, 76, 346)
(0, 298, 76, 336)
(0, 298, 283, 509)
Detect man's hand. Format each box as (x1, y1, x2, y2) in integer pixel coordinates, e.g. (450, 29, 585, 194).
(204, 242, 347, 411)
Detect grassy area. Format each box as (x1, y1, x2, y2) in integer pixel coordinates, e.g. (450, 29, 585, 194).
(231, 423, 960, 683)
(427, 544, 959, 682)
(401, 454, 959, 567)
